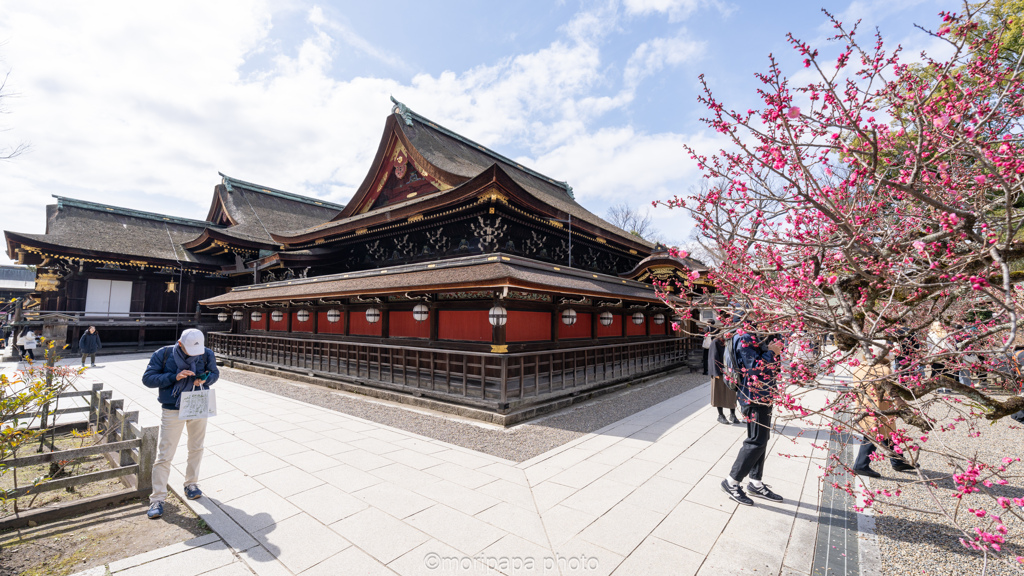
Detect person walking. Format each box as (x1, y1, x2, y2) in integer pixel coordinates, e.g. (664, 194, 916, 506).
(17, 328, 37, 361)
(709, 330, 739, 424)
(142, 328, 219, 520)
(721, 332, 785, 506)
(850, 347, 915, 477)
(79, 326, 101, 367)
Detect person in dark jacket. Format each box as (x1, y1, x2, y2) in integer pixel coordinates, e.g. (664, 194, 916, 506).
(79, 326, 101, 367)
(721, 332, 785, 506)
(142, 329, 219, 520)
(708, 330, 739, 424)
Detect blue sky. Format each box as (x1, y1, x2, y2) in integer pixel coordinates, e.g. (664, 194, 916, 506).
(0, 0, 949, 263)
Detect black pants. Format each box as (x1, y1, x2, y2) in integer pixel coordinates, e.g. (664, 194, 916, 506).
(854, 437, 908, 469)
(702, 348, 709, 375)
(20, 346, 34, 360)
(730, 404, 772, 482)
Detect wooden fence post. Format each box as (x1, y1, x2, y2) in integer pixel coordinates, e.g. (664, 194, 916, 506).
(137, 426, 158, 496)
(120, 411, 138, 468)
(88, 383, 103, 429)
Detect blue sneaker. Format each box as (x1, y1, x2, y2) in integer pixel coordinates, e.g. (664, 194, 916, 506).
(147, 502, 163, 519)
(184, 484, 203, 500)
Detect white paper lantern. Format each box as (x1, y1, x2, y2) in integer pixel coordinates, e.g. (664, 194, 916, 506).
(488, 306, 507, 326)
(232, 310, 243, 321)
(632, 312, 645, 325)
(326, 309, 341, 323)
(217, 312, 228, 322)
(250, 311, 263, 322)
(271, 310, 284, 322)
(296, 310, 310, 322)
(365, 307, 381, 323)
(413, 304, 429, 322)
(599, 311, 613, 326)
(653, 314, 665, 325)
(561, 309, 577, 326)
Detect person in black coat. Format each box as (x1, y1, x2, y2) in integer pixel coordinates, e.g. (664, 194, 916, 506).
(79, 326, 101, 367)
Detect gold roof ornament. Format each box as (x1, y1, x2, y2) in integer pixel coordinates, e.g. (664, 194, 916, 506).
(35, 272, 60, 292)
(165, 279, 178, 293)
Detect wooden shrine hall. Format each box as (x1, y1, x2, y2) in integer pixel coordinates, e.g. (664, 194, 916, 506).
(6, 99, 710, 421)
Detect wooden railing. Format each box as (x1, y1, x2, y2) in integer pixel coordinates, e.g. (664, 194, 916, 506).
(209, 332, 691, 411)
(19, 311, 227, 325)
(1, 384, 158, 529)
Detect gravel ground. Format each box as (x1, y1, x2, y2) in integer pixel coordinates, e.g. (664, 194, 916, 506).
(867, 396, 1024, 576)
(220, 366, 707, 462)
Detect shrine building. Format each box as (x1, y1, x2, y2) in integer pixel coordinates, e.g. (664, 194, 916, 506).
(5, 99, 710, 422)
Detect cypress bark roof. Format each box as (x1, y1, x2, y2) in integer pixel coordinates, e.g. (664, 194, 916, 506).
(206, 174, 344, 244)
(6, 197, 229, 267)
(200, 253, 666, 305)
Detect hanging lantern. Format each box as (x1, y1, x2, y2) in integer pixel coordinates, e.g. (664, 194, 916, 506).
(251, 311, 263, 322)
(632, 312, 645, 325)
(599, 311, 613, 326)
(217, 312, 228, 322)
(561, 309, 577, 326)
(232, 310, 243, 321)
(653, 313, 665, 325)
(488, 306, 507, 326)
(365, 307, 381, 323)
(271, 310, 284, 322)
(165, 279, 178, 293)
(413, 304, 429, 322)
(326, 309, 341, 323)
(296, 310, 310, 322)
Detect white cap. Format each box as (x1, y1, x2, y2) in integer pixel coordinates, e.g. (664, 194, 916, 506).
(179, 329, 205, 356)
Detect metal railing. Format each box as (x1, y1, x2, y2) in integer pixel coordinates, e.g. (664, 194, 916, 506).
(209, 332, 691, 412)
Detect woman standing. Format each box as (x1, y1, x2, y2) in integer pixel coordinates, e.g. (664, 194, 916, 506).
(709, 329, 739, 424)
(79, 326, 102, 367)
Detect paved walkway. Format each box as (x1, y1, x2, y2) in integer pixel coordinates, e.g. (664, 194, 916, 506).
(7, 355, 830, 576)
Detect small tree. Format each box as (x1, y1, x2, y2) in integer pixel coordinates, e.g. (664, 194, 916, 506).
(606, 202, 662, 241)
(660, 1, 1024, 569)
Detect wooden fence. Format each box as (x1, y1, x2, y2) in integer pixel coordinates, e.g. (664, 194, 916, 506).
(211, 332, 693, 412)
(0, 384, 158, 530)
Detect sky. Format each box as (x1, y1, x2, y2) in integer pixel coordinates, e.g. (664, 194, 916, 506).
(0, 0, 951, 264)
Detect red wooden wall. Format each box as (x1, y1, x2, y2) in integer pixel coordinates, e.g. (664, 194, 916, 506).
(291, 312, 314, 333)
(650, 319, 667, 335)
(596, 314, 620, 337)
(389, 310, 430, 339)
(558, 312, 592, 339)
(626, 315, 646, 336)
(250, 314, 268, 331)
(317, 311, 345, 334)
(506, 311, 551, 342)
(439, 310, 491, 342)
(349, 310, 383, 336)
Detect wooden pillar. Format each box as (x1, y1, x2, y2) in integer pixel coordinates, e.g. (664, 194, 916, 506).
(621, 310, 628, 338)
(311, 307, 319, 334)
(492, 299, 506, 347)
(591, 308, 599, 341)
(552, 305, 560, 344)
(285, 308, 292, 333)
(380, 304, 390, 340)
(645, 311, 651, 337)
(343, 308, 350, 336)
(138, 327, 146, 348)
(429, 302, 439, 342)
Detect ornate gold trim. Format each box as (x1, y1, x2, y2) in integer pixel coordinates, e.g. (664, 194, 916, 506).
(490, 345, 508, 354)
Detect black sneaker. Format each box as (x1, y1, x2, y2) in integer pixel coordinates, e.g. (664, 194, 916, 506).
(891, 460, 917, 473)
(721, 480, 754, 506)
(717, 414, 729, 425)
(747, 483, 783, 502)
(853, 466, 882, 478)
(729, 413, 741, 424)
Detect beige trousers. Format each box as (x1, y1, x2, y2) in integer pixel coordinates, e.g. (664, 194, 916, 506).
(150, 408, 207, 504)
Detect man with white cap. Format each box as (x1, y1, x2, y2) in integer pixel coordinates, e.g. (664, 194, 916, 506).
(142, 328, 219, 519)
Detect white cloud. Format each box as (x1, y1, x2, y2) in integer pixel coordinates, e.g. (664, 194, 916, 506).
(0, 0, 712, 264)
(623, 0, 734, 22)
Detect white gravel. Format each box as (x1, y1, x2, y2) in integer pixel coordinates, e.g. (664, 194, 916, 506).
(867, 394, 1024, 576)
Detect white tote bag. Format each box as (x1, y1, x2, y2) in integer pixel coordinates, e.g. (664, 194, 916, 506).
(178, 386, 217, 420)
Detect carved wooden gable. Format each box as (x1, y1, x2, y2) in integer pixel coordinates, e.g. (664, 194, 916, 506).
(355, 137, 445, 214)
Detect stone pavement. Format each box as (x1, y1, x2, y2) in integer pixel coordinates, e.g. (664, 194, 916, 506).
(7, 354, 831, 576)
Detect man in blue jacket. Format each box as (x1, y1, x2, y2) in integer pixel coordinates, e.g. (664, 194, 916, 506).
(721, 332, 785, 506)
(142, 328, 219, 519)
